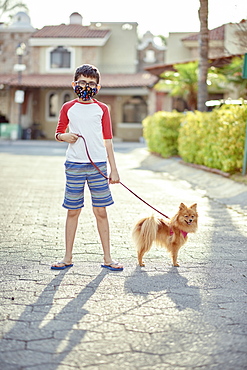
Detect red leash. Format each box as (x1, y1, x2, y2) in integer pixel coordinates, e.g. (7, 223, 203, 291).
(77, 135, 170, 219)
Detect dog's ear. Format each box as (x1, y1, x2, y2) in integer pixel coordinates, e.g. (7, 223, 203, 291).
(190, 203, 197, 210)
(179, 203, 186, 210)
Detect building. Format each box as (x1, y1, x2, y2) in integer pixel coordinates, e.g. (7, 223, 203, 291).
(145, 20, 247, 111)
(137, 31, 166, 72)
(167, 21, 247, 64)
(0, 12, 162, 140)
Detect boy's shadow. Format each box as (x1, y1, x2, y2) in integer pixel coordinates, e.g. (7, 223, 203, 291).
(125, 266, 201, 311)
(2, 268, 108, 369)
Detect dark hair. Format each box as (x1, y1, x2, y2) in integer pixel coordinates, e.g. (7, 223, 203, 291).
(74, 64, 100, 84)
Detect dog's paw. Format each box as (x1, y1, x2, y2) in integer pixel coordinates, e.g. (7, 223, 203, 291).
(173, 262, 180, 267)
(139, 262, 145, 267)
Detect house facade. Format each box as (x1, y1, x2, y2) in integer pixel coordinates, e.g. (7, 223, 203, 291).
(0, 12, 161, 140)
(167, 21, 247, 64)
(146, 20, 247, 111)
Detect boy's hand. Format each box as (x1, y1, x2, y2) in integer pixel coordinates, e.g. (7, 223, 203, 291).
(60, 133, 78, 143)
(109, 169, 120, 184)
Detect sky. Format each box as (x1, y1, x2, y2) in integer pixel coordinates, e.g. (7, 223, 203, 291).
(3, 0, 247, 36)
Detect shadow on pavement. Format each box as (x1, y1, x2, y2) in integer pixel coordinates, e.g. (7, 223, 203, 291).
(206, 200, 247, 280)
(1, 268, 108, 369)
(124, 266, 201, 311)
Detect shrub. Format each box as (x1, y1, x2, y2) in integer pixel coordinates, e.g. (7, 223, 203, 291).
(178, 111, 213, 165)
(178, 105, 247, 173)
(143, 111, 184, 158)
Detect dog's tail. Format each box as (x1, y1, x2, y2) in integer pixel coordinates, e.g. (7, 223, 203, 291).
(132, 216, 159, 253)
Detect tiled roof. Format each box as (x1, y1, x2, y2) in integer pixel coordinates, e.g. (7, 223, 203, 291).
(145, 63, 176, 76)
(0, 73, 158, 88)
(182, 25, 225, 41)
(145, 54, 244, 77)
(31, 24, 110, 38)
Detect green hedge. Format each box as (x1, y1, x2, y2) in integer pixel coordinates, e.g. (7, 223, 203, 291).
(143, 111, 184, 157)
(143, 105, 247, 173)
(178, 105, 247, 173)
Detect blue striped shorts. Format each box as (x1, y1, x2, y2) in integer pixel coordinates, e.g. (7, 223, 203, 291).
(63, 161, 114, 209)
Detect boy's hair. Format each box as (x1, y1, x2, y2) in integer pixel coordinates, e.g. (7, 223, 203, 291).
(74, 64, 100, 84)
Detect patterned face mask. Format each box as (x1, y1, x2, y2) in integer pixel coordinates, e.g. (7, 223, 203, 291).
(74, 84, 98, 101)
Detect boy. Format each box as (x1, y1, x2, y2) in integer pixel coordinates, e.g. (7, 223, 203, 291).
(51, 64, 123, 271)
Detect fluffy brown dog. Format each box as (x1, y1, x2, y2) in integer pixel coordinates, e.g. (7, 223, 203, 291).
(132, 203, 198, 267)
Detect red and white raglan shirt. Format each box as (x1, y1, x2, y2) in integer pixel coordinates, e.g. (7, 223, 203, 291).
(56, 99, 113, 163)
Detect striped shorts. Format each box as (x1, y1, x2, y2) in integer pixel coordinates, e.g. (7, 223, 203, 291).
(63, 161, 114, 209)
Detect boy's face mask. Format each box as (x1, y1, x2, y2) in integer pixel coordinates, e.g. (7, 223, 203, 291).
(74, 81, 99, 101)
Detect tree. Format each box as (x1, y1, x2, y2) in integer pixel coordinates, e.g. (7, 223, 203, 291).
(197, 0, 209, 111)
(0, 0, 27, 21)
(156, 62, 198, 110)
(215, 56, 247, 98)
(155, 61, 231, 111)
(157, 34, 167, 46)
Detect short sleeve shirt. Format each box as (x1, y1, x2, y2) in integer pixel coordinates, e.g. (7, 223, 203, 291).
(56, 99, 113, 163)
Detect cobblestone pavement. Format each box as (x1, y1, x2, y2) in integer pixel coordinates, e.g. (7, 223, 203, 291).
(0, 140, 246, 370)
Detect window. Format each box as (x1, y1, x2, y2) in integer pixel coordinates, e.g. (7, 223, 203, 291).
(144, 50, 156, 63)
(50, 46, 71, 69)
(47, 91, 73, 120)
(122, 23, 133, 31)
(63, 92, 72, 104)
(123, 96, 147, 123)
(48, 93, 59, 118)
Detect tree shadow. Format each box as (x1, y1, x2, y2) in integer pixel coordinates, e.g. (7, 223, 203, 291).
(124, 266, 201, 311)
(2, 268, 108, 369)
(201, 199, 247, 289)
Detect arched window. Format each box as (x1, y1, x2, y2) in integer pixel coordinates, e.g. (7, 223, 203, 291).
(123, 96, 147, 123)
(144, 50, 156, 63)
(63, 92, 72, 104)
(50, 46, 71, 68)
(122, 23, 133, 31)
(48, 93, 59, 117)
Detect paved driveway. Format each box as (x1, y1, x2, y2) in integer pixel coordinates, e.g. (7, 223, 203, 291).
(0, 140, 246, 369)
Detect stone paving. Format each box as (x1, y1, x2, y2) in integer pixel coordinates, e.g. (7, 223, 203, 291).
(0, 140, 246, 369)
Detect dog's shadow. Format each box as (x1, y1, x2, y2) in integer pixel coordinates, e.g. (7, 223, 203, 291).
(125, 266, 201, 311)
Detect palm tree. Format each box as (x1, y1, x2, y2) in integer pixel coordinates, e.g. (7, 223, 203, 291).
(197, 0, 209, 111)
(215, 56, 247, 98)
(0, 0, 27, 21)
(157, 62, 198, 110)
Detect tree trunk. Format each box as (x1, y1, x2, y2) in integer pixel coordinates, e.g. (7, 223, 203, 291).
(198, 0, 209, 111)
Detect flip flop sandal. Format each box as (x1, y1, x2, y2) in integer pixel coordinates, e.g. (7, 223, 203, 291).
(101, 262, 123, 271)
(51, 262, 73, 270)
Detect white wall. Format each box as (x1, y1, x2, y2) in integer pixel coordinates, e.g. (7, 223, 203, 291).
(91, 22, 138, 73)
(166, 32, 194, 64)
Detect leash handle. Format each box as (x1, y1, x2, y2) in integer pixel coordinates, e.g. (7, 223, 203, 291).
(77, 134, 170, 219)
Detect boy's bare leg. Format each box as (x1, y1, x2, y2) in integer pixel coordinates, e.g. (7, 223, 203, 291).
(93, 206, 123, 268)
(52, 209, 81, 267)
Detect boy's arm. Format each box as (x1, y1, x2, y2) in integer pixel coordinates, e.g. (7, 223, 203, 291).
(55, 103, 78, 143)
(104, 139, 120, 184)
(55, 132, 78, 143)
